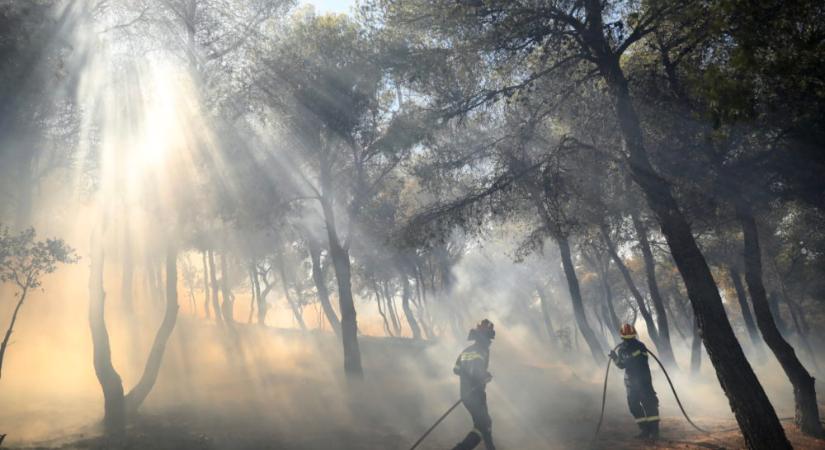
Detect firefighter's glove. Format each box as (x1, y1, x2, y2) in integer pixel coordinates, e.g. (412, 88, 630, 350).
(608, 350, 617, 361)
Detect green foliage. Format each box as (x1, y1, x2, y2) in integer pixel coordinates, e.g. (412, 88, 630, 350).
(0, 226, 78, 291)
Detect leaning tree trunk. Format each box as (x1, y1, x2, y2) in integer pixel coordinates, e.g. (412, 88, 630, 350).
(125, 245, 180, 415)
(736, 200, 823, 436)
(374, 285, 393, 336)
(556, 234, 604, 363)
(321, 198, 362, 378)
(595, 42, 790, 448)
(307, 236, 341, 335)
(728, 266, 762, 350)
(89, 233, 126, 435)
(780, 289, 820, 373)
(631, 211, 676, 367)
(383, 281, 402, 336)
(768, 291, 789, 337)
(0, 285, 29, 380)
(600, 225, 662, 347)
(399, 270, 422, 339)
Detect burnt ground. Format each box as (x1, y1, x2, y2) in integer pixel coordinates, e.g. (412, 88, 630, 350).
(6, 414, 824, 450)
(3, 323, 824, 450)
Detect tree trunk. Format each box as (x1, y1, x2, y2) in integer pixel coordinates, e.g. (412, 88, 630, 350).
(600, 225, 661, 346)
(399, 271, 422, 339)
(322, 197, 362, 378)
(586, 251, 621, 335)
(768, 291, 788, 337)
(89, 233, 125, 435)
(383, 281, 402, 335)
(125, 246, 180, 414)
(691, 318, 702, 375)
(728, 266, 762, 349)
(631, 211, 676, 367)
(556, 235, 604, 363)
(248, 264, 259, 324)
(219, 251, 234, 324)
(258, 273, 274, 327)
(207, 250, 222, 326)
(594, 40, 790, 447)
(413, 264, 434, 339)
(202, 250, 210, 319)
(374, 285, 393, 336)
(275, 252, 307, 330)
(736, 201, 823, 436)
(307, 237, 341, 335)
(0, 285, 29, 379)
(781, 293, 820, 373)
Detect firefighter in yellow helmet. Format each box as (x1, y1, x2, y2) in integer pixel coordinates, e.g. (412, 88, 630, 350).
(609, 323, 660, 440)
(451, 319, 496, 450)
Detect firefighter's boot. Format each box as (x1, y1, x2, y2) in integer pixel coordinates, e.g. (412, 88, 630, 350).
(647, 421, 660, 440)
(634, 422, 650, 439)
(451, 430, 482, 450)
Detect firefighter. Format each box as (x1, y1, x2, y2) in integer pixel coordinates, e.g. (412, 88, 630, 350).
(451, 319, 496, 450)
(609, 323, 660, 440)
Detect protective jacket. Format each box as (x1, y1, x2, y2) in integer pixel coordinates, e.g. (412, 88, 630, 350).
(452, 342, 495, 450)
(454, 343, 491, 398)
(611, 338, 660, 436)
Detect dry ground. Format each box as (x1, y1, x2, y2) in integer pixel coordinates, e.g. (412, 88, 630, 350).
(3, 322, 824, 450)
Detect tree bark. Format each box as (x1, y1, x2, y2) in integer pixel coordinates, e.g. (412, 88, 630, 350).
(125, 246, 180, 414)
(768, 291, 788, 336)
(593, 35, 790, 447)
(89, 233, 125, 435)
(556, 235, 604, 363)
(736, 200, 823, 436)
(321, 195, 363, 377)
(308, 236, 341, 335)
(728, 266, 762, 349)
(631, 211, 676, 367)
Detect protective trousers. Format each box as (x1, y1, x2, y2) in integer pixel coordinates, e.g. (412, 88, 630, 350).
(452, 392, 495, 450)
(627, 382, 659, 434)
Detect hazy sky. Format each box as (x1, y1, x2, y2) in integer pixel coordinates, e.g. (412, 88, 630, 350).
(301, 0, 355, 14)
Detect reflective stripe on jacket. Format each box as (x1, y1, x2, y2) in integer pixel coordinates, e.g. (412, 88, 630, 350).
(454, 343, 490, 397)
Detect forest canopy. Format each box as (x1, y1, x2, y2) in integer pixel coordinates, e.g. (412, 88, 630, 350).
(0, 1, 823, 449)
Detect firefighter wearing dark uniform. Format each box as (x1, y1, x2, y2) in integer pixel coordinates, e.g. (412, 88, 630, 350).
(451, 319, 496, 450)
(609, 323, 660, 439)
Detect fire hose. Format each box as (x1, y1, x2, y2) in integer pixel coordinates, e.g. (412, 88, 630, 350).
(592, 345, 709, 445)
(408, 383, 485, 450)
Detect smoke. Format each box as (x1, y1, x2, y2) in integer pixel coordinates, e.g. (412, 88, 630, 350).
(2, 2, 824, 450)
